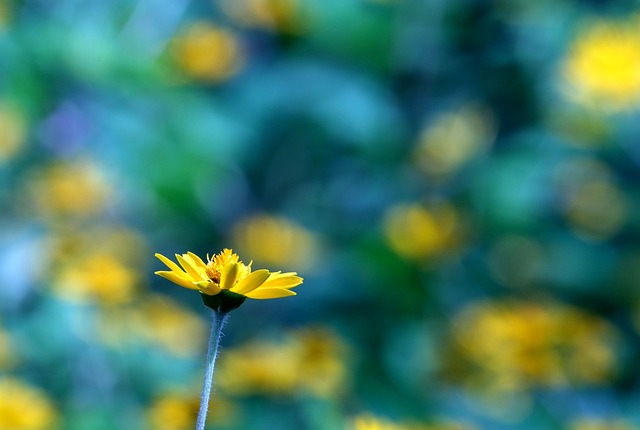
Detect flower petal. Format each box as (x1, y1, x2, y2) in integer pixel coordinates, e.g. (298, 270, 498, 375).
(232, 269, 271, 295)
(262, 273, 303, 289)
(176, 254, 208, 282)
(155, 271, 199, 290)
(220, 262, 239, 290)
(187, 252, 208, 270)
(197, 281, 222, 296)
(155, 253, 185, 274)
(245, 287, 297, 299)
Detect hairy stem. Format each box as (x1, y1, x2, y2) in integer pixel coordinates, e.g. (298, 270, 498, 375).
(195, 309, 229, 430)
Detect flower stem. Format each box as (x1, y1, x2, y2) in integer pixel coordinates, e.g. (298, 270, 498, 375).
(195, 309, 229, 430)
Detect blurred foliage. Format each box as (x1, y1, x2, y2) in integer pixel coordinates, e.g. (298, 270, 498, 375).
(2, 0, 640, 429)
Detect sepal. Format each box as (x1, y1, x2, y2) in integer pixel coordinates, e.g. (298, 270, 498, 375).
(200, 290, 246, 313)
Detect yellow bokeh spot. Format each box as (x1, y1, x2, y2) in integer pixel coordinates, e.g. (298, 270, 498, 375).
(383, 203, 462, 261)
(51, 226, 147, 267)
(569, 418, 638, 430)
(0, 103, 26, 162)
(95, 295, 206, 357)
(134, 295, 207, 357)
(53, 252, 139, 305)
(0, 379, 58, 430)
(565, 180, 627, 240)
(147, 396, 195, 430)
(562, 17, 640, 111)
(146, 391, 234, 430)
(232, 214, 320, 271)
(414, 105, 494, 178)
(26, 160, 111, 219)
(351, 415, 405, 430)
(217, 327, 347, 397)
(48, 226, 147, 307)
(0, 326, 15, 369)
(446, 300, 619, 391)
(351, 415, 474, 430)
(218, 0, 306, 33)
(555, 157, 627, 240)
(171, 22, 243, 83)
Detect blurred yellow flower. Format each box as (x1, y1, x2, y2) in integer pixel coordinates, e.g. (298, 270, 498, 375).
(0, 325, 15, 369)
(134, 295, 207, 357)
(0, 378, 58, 430)
(26, 159, 111, 219)
(53, 252, 139, 306)
(445, 300, 619, 391)
(218, 0, 306, 33)
(383, 203, 462, 261)
(556, 157, 627, 240)
(96, 295, 206, 357)
(155, 248, 303, 300)
(351, 415, 405, 430)
(216, 327, 347, 397)
(0, 103, 26, 162)
(414, 105, 494, 179)
(351, 415, 472, 430)
(569, 418, 638, 430)
(565, 180, 627, 240)
(171, 22, 243, 83)
(46, 225, 146, 306)
(146, 391, 234, 430)
(232, 214, 320, 271)
(147, 395, 195, 430)
(49, 226, 147, 268)
(562, 18, 640, 111)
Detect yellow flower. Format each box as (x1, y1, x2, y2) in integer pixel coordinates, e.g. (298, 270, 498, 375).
(155, 248, 303, 300)
(0, 378, 58, 430)
(232, 214, 320, 271)
(383, 203, 462, 261)
(414, 104, 494, 179)
(218, 0, 306, 34)
(350, 415, 471, 430)
(555, 157, 627, 240)
(569, 418, 637, 430)
(216, 327, 347, 397)
(146, 391, 235, 430)
(0, 103, 26, 162)
(351, 415, 405, 430)
(171, 22, 243, 83)
(97, 295, 207, 357)
(25, 159, 111, 219)
(147, 395, 196, 430)
(47, 226, 146, 306)
(445, 299, 619, 391)
(53, 252, 139, 305)
(562, 17, 640, 111)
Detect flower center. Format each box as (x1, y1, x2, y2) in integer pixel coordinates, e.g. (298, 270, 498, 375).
(206, 266, 221, 284)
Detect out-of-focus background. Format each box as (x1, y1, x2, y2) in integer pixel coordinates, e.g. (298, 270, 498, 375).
(2, 0, 640, 429)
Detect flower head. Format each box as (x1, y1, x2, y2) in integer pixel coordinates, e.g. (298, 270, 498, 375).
(0, 378, 58, 430)
(155, 248, 303, 311)
(171, 22, 243, 83)
(562, 17, 640, 111)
